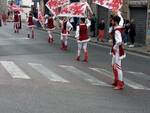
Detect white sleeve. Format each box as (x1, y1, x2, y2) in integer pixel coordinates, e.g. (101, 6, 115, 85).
(70, 18, 74, 23)
(117, 11, 124, 27)
(86, 18, 91, 28)
(75, 25, 79, 39)
(45, 19, 48, 24)
(33, 17, 38, 21)
(59, 19, 63, 24)
(114, 30, 122, 49)
(52, 16, 55, 20)
(26, 17, 29, 22)
(67, 21, 73, 31)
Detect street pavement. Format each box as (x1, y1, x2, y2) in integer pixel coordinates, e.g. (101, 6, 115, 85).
(52, 28, 150, 57)
(0, 23, 150, 113)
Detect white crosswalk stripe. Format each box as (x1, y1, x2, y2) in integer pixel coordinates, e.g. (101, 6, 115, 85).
(126, 71, 150, 81)
(59, 65, 111, 87)
(89, 67, 150, 90)
(28, 63, 69, 83)
(0, 38, 30, 41)
(0, 61, 30, 79)
(0, 60, 149, 90)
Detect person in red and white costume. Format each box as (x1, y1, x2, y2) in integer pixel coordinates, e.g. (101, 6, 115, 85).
(111, 15, 126, 90)
(13, 11, 20, 33)
(27, 12, 38, 39)
(59, 17, 73, 50)
(75, 17, 91, 62)
(45, 14, 55, 43)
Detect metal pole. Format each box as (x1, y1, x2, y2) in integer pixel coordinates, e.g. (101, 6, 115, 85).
(146, 0, 150, 46)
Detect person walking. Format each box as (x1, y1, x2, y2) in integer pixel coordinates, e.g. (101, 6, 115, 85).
(128, 19, 136, 48)
(98, 19, 105, 42)
(111, 15, 126, 90)
(123, 19, 130, 45)
(2, 12, 7, 25)
(27, 12, 38, 39)
(13, 11, 20, 33)
(45, 14, 55, 43)
(90, 14, 96, 37)
(75, 17, 91, 62)
(59, 17, 73, 50)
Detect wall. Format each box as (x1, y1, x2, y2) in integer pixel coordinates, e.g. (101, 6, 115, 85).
(0, 0, 7, 13)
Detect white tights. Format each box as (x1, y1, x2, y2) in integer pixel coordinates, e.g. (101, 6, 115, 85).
(47, 30, 52, 38)
(77, 42, 88, 56)
(112, 54, 123, 81)
(61, 34, 68, 46)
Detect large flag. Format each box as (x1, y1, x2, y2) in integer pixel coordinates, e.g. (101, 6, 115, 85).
(93, 0, 123, 11)
(46, 0, 70, 10)
(8, 4, 24, 12)
(58, 2, 92, 17)
(48, 7, 61, 16)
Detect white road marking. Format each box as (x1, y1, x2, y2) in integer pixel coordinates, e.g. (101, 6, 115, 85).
(126, 51, 150, 59)
(0, 61, 30, 79)
(28, 63, 69, 83)
(89, 67, 150, 90)
(59, 65, 111, 87)
(126, 71, 150, 81)
(0, 37, 30, 41)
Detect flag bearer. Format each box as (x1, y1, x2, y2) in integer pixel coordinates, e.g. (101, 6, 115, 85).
(27, 12, 37, 38)
(111, 15, 126, 90)
(59, 17, 73, 50)
(14, 11, 20, 33)
(75, 17, 91, 62)
(45, 14, 55, 43)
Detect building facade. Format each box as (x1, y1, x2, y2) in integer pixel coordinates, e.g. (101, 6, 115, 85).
(88, 0, 149, 44)
(122, 0, 149, 44)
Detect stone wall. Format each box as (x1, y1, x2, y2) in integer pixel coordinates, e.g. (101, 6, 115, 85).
(121, 0, 129, 19)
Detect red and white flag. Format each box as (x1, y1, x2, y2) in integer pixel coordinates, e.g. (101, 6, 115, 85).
(58, 2, 91, 17)
(46, 0, 69, 10)
(48, 7, 61, 16)
(8, 4, 24, 12)
(93, 0, 123, 11)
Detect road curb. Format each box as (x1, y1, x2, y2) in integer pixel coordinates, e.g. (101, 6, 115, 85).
(34, 27, 150, 57)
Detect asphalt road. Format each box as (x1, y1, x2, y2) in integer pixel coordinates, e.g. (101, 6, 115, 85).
(0, 23, 150, 113)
